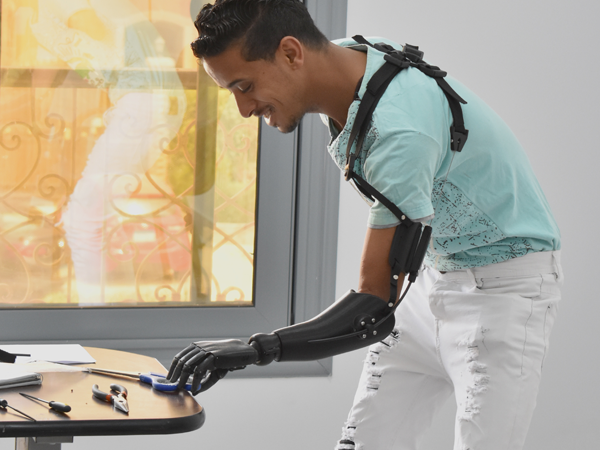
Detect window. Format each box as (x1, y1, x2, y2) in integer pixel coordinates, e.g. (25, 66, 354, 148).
(0, 0, 346, 375)
(1, 0, 259, 307)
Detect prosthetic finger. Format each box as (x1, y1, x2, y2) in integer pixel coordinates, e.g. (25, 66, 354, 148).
(195, 368, 229, 395)
(167, 344, 197, 379)
(191, 356, 215, 393)
(177, 349, 208, 389)
(200, 339, 259, 369)
(169, 346, 202, 383)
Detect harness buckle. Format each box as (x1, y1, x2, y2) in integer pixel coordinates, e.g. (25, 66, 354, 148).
(403, 44, 424, 63)
(450, 126, 469, 152)
(383, 53, 410, 69)
(374, 43, 396, 53)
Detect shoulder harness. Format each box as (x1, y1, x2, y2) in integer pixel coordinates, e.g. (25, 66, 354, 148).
(345, 35, 470, 307)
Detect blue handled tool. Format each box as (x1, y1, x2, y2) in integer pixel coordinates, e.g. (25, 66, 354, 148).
(86, 368, 192, 392)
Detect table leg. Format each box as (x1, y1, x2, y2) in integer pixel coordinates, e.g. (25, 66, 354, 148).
(15, 437, 74, 449)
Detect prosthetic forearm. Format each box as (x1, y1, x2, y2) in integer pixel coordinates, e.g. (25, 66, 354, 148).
(250, 290, 395, 364)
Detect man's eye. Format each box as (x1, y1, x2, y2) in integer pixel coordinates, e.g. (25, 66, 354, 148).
(239, 84, 252, 94)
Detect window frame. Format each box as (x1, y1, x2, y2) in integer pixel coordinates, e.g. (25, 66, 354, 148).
(0, 0, 347, 377)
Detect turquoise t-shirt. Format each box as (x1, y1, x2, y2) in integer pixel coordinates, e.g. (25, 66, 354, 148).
(325, 37, 560, 271)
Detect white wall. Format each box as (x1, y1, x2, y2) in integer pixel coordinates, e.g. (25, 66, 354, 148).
(3, 1, 598, 449)
(342, 1, 600, 448)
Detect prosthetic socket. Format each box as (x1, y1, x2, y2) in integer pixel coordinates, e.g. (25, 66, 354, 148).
(249, 290, 396, 365)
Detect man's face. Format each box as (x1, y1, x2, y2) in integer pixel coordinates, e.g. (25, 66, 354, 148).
(203, 43, 307, 134)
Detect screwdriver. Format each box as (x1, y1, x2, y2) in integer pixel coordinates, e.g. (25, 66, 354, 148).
(19, 393, 71, 413)
(0, 398, 36, 421)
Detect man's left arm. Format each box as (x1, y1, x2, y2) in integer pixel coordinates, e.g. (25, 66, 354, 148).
(358, 226, 405, 303)
(167, 226, 405, 394)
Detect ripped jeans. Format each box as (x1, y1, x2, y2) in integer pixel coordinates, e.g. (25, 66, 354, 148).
(336, 251, 563, 450)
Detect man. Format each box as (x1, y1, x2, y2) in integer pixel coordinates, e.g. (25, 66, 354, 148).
(168, 1, 562, 449)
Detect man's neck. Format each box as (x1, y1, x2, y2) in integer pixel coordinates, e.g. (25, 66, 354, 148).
(306, 43, 367, 130)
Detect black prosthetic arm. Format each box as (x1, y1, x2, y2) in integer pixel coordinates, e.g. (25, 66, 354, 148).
(250, 290, 395, 362)
(167, 290, 395, 394)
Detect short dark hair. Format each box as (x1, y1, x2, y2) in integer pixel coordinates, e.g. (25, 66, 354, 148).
(191, 0, 329, 61)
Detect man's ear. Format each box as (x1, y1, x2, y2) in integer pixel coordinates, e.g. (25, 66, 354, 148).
(278, 36, 304, 69)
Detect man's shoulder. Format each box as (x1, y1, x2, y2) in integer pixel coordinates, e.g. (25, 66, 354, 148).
(332, 36, 401, 50)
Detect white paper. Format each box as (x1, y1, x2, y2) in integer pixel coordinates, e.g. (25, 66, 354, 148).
(0, 344, 96, 364)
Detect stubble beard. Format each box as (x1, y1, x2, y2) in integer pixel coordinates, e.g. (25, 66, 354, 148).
(280, 116, 302, 134)
(279, 104, 319, 134)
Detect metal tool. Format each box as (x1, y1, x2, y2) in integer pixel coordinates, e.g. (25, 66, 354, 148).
(92, 384, 129, 413)
(19, 393, 71, 413)
(86, 367, 192, 392)
(0, 398, 36, 421)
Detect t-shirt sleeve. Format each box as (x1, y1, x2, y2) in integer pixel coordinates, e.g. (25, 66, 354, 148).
(364, 125, 444, 228)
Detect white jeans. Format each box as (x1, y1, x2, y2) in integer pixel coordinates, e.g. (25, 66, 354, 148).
(336, 251, 563, 450)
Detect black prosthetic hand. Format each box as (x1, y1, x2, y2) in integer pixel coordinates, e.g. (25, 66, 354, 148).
(167, 334, 282, 394)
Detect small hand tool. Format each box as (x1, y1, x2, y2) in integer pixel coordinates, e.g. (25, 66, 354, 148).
(86, 367, 192, 392)
(92, 384, 129, 414)
(19, 393, 71, 413)
(0, 398, 36, 421)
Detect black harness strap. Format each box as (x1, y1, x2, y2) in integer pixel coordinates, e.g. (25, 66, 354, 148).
(350, 35, 469, 154)
(351, 173, 410, 224)
(344, 61, 403, 184)
(436, 78, 469, 152)
(344, 35, 469, 306)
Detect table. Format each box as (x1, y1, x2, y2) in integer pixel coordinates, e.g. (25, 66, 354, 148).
(0, 347, 205, 448)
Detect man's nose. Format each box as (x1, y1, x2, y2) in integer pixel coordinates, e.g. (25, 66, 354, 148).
(233, 92, 255, 119)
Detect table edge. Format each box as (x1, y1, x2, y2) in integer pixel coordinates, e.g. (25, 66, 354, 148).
(0, 409, 205, 438)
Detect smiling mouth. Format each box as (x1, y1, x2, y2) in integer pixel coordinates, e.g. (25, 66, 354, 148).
(262, 107, 274, 125)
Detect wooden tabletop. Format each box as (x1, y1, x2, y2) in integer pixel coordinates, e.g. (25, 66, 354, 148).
(0, 347, 204, 438)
